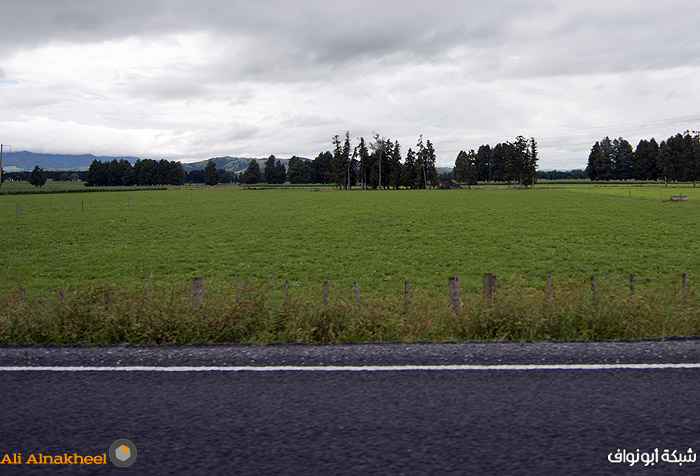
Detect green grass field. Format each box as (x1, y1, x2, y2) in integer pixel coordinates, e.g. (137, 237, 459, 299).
(1, 184, 699, 290)
(2, 183, 700, 344)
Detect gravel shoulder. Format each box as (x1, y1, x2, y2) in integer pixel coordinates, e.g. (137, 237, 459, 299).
(2, 337, 700, 367)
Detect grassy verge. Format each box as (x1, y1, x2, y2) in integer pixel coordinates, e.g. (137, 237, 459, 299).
(2, 278, 698, 344)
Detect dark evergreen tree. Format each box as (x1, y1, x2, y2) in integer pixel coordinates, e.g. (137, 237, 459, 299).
(401, 148, 417, 188)
(156, 159, 171, 185)
(415, 135, 438, 188)
(587, 137, 614, 181)
(414, 136, 427, 189)
(453, 150, 469, 183)
(506, 136, 533, 188)
(633, 139, 659, 180)
(204, 160, 219, 186)
(657, 140, 673, 187)
(120, 159, 137, 186)
(241, 159, 261, 184)
(586, 142, 601, 181)
(355, 137, 370, 190)
(187, 170, 204, 183)
(263, 155, 277, 183)
(490, 143, 508, 182)
(274, 160, 286, 184)
(133, 160, 142, 184)
(476, 144, 492, 182)
(343, 132, 357, 188)
(166, 162, 186, 185)
(86, 159, 108, 186)
(388, 141, 402, 189)
(312, 151, 333, 184)
(612, 137, 634, 180)
(28, 165, 46, 187)
(527, 137, 538, 187)
(107, 159, 122, 186)
(138, 159, 159, 185)
(465, 150, 478, 188)
(680, 131, 700, 187)
(379, 139, 392, 189)
(423, 139, 438, 188)
(331, 134, 346, 188)
(287, 156, 314, 184)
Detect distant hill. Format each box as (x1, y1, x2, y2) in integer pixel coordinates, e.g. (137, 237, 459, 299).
(181, 156, 309, 173)
(1, 151, 141, 172)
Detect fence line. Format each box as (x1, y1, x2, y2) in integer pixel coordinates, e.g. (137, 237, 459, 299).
(6, 273, 697, 312)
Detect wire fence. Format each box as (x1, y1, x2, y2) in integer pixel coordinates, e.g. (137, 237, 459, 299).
(4, 273, 698, 310)
(4, 273, 700, 345)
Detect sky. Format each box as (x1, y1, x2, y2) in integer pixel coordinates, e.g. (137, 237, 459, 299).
(1, 1, 700, 169)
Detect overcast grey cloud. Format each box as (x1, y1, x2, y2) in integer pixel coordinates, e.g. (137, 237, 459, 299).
(1, 0, 700, 168)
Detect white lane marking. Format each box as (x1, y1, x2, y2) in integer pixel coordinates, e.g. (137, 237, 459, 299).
(1, 363, 700, 372)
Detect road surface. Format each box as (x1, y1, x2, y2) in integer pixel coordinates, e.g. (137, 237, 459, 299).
(1, 339, 700, 475)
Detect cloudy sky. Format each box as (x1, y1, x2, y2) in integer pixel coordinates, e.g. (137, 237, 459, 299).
(1, 0, 700, 169)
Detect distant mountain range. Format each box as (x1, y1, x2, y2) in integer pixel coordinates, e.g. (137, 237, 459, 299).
(1, 151, 141, 172)
(0, 151, 307, 173)
(1, 150, 461, 175)
(180, 156, 309, 173)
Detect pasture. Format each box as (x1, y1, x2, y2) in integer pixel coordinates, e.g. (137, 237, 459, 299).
(1, 184, 700, 290)
(2, 183, 700, 344)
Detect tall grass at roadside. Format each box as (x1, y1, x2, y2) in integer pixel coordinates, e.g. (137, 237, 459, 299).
(1, 278, 698, 344)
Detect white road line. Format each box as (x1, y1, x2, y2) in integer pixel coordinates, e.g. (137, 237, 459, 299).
(1, 363, 700, 372)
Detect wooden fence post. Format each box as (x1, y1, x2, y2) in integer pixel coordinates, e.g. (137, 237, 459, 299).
(683, 273, 688, 298)
(323, 281, 329, 307)
(546, 275, 552, 300)
(590, 275, 597, 303)
(354, 281, 362, 312)
(81, 199, 84, 212)
(483, 273, 497, 298)
(19, 288, 26, 303)
(145, 282, 152, 299)
(104, 287, 110, 310)
(629, 274, 635, 296)
(483, 273, 491, 298)
(57, 290, 65, 305)
(190, 277, 205, 309)
(449, 276, 460, 315)
(283, 280, 290, 303)
(404, 279, 409, 314)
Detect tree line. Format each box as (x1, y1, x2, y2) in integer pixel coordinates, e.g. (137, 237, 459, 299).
(4, 169, 87, 183)
(294, 133, 440, 189)
(203, 133, 442, 188)
(536, 169, 588, 180)
(86, 159, 186, 186)
(453, 136, 539, 187)
(586, 131, 700, 186)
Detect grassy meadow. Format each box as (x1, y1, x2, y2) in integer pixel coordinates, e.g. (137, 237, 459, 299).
(1, 183, 700, 343)
(2, 184, 700, 288)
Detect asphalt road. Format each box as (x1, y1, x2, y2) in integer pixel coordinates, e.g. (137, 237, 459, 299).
(2, 340, 700, 475)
